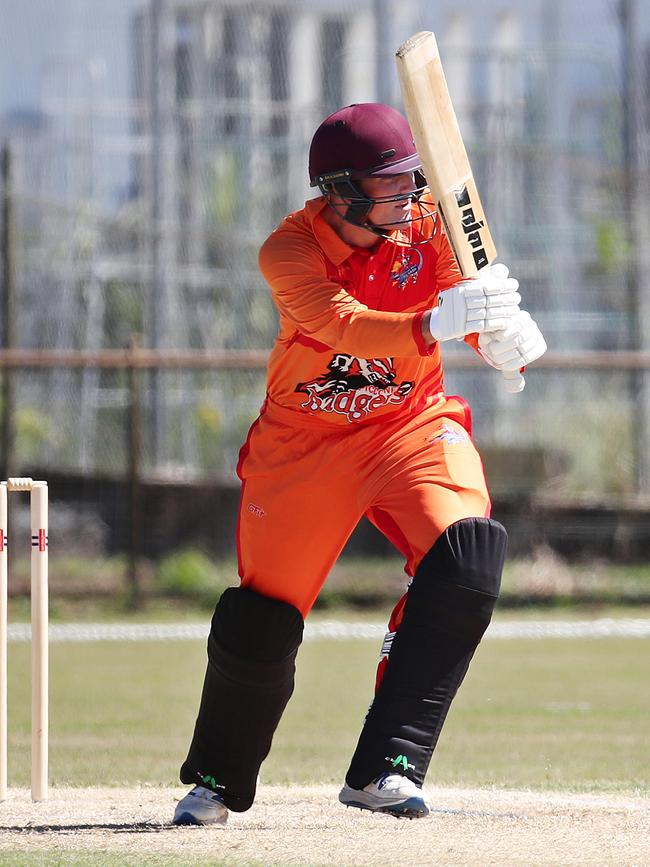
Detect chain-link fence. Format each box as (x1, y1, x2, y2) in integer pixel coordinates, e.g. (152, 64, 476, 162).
(2, 0, 650, 500)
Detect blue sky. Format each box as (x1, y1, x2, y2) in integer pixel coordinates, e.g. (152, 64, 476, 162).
(0, 0, 143, 116)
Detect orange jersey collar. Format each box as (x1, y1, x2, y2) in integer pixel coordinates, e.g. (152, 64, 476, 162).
(304, 196, 411, 267)
(304, 197, 356, 267)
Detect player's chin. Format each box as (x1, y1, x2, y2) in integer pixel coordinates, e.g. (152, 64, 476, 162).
(387, 210, 411, 226)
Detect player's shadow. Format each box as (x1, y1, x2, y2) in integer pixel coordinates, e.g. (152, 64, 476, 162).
(0, 821, 183, 834)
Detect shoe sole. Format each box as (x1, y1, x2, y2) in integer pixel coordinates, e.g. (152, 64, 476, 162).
(173, 811, 204, 826)
(340, 796, 429, 819)
(173, 811, 227, 826)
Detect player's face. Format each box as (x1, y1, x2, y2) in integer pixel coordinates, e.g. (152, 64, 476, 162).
(358, 173, 417, 228)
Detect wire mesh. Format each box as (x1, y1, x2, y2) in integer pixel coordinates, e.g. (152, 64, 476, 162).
(1, 0, 650, 498)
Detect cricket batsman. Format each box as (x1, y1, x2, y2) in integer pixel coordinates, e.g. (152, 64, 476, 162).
(173, 103, 546, 824)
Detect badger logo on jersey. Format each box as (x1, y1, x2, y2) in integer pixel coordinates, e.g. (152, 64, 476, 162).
(296, 354, 414, 423)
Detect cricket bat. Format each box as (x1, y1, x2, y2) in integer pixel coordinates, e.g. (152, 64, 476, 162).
(397, 32, 527, 393)
(395, 31, 497, 278)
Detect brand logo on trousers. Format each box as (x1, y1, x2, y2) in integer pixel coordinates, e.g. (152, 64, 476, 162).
(247, 503, 266, 518)
(426, 424, 468, 446)
(200, 773, 225, 792)
(385, 754, 415, 772)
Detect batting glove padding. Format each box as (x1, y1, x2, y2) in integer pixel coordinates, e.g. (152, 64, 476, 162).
(478, 309, 547, 393)
(429, 263, 521, 342)
(478, 310, 547, 370)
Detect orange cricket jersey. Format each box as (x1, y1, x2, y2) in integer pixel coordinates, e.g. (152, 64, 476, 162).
(258, 196, 464, 427)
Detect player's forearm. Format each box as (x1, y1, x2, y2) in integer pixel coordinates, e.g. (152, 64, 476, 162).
(261, 232, 439, 357)
(281, 298, 435, 358)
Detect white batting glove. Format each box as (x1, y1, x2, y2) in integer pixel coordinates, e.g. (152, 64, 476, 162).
(478, 310, 547, 393)
(429, 263, 521, 342)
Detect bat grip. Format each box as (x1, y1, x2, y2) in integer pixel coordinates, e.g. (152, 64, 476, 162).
(502, 368, 525, 393)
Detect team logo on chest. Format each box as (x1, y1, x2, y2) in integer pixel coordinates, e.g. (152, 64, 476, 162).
(391, 248, 423, 290)
(296, 354, 414, 423)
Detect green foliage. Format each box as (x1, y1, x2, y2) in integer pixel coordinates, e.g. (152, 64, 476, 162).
(210, 150, 238, 226)
(103, 280, 143, 346)
(586, 218, 629, 277)
(13, 406, 54, 464)
(195, 401, 224, 473)
(544, 396, 632, 496)
(196, 402, 221, 437)
(156, 548, 231, 599)
(599, 99, 624, 164)
(501, 551, 650, 602)
(496, 380, 634, 498)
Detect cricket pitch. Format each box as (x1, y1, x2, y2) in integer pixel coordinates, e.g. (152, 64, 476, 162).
(0, 784, 647, 865)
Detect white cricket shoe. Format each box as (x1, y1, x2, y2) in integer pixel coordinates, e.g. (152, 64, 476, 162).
(339, 772, 430, 818)
(173, 785, 228, 826)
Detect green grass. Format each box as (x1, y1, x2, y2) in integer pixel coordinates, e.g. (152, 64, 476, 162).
(4, 633, 649, 794)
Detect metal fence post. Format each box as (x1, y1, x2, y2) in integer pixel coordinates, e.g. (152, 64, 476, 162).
(126, 336, 143, 607)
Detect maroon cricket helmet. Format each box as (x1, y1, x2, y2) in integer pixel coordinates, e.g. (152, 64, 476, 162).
(308, 103, 422, 186)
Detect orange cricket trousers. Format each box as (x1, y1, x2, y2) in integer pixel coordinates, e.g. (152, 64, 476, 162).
(236, 396, 491, 619)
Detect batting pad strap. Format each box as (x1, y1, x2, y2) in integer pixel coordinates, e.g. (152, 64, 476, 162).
(345, 517, 507, 790)
(380, 630, 395, 660)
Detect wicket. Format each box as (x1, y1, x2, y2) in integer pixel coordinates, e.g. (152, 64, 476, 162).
(0, 478, 48, 802)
